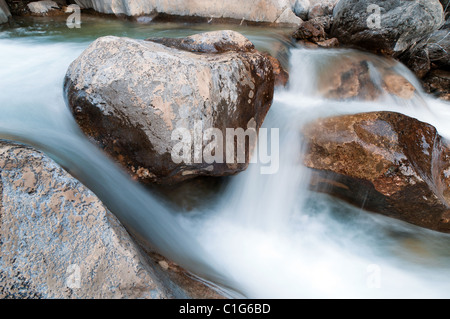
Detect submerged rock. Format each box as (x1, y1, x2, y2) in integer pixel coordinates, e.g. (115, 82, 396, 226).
(0, 0, 11, 24)
(0, 141, 222, 299)
(302, 112, 450, 233)
(317, 55, 416, 100)
(74, 0, 301, 25)
(65, 31, 277, 184)
(331, 0, 445, 56)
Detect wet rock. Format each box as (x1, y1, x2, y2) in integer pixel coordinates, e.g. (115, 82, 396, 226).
(317, 55, 416, 100)
(0, 0, 11, 24)
(0, 142, 220, 299)
(302, 111, 450, 233)
(292, 19, 326, 43)
(401, 30, 450, 79)
(423, 69, 450, 101)
(65, 31, 276, 184)
(331, 0, 445, 56)
(74, 0, 301, 25)
(318, 58, 380, 100)
(262, 53, 289, 87)
(317, 37, 339, 48)
(382, 73, 416, 100)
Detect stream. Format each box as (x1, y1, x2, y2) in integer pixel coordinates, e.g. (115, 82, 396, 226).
(1, 15, 450, 298)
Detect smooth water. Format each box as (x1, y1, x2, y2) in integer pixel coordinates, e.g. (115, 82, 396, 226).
(1, 16, 450, 298)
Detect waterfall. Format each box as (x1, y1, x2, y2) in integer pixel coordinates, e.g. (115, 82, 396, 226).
(1, 19, 450, 298)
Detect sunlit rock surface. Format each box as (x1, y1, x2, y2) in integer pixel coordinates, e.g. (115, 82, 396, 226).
(65, 31, 277, 184)
(74, 0, 301, 24)
(0, 142, 220, 298)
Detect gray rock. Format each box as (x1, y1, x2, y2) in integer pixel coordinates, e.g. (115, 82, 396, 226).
(0, 0, 11, 24)
(331, 0, 445, 56)
(64, 31, 276, 184)
(27, 1, 59, 14)
(401, 29, 450, 78)
(74, 0, 301, 25)
(0, 141, 224, 299)
(0, 142, 160, 298)
(292, 0, 310, 20)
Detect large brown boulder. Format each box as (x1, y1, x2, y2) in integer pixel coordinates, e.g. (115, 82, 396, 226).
(0, 142, 222, 299)
(302, 112, 450, 233)
(64, 31, 277, 184)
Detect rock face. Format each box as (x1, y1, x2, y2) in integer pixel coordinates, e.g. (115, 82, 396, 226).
(0, 0, 11, 24)
(302, 112, 450, 233)
(0, 142, 222, 299)
(65, 31, 277, 184)
(74, 0, 301, 24)
(331, 0, 445, 56)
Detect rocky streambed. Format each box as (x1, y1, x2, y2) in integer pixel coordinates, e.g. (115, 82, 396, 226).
(1, 0, 450, 299)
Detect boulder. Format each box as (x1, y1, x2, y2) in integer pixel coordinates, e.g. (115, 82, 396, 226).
(27, 1, 60, 15)
(64, 31, 277, 184)
(423, 69, 450, 101)
(331, 0, 445, 56)
(292, 0, 310, 20)
(0, 0, 11, 24)
(74, 0, 301, 25)
(0, 142, 220, 298)
(401, 30, 450, 79)
(292, 19, 326, 43)
(302, 112, 450, 233)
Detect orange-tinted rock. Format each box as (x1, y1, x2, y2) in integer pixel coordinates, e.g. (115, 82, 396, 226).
(318, 57, 416, 100)
(263, 53, 289, 87)
(318, 59, 380, 100)
(292, 20, 326, 43)
(302, 111, 450, 233)
(382, 73, 416, 99)
(317, 37, 339, 48)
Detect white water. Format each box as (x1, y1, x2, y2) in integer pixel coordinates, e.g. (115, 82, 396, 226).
(1, 19, 450, 298)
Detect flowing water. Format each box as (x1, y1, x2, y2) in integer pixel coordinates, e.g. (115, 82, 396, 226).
(1, 16, 450, 298)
